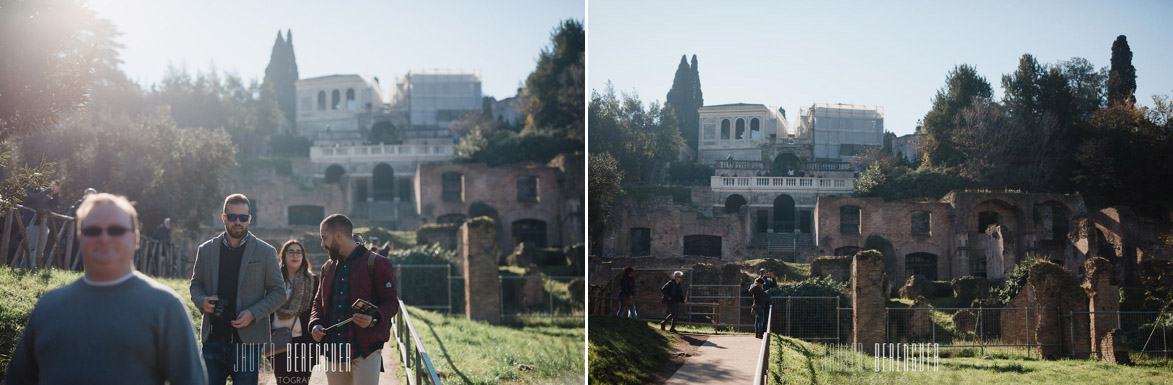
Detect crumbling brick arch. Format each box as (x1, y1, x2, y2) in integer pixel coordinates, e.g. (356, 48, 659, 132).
(968, 199, 1026, 234)
(724, 194, 747, 214)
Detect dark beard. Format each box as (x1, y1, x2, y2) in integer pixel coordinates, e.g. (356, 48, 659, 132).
(327, 244, 344, 260)
(225, 224, 246, 240)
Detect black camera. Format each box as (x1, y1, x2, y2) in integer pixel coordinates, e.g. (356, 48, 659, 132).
(212, 299, 229, 317)
(351, 299, 378, 317)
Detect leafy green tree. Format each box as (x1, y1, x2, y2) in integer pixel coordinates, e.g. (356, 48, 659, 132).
(1002, 54, 1045, 119)
(1107, 35, 1137, 106)
(1074, 102, 1173, 212)
(588, 152, 623, 254)
(917, 65, 993, 168)
(0, 0, 99, 141)
(588, 84, 683, 184)
(522, 19, 584, 139)
(1058, 57, 1106, 120)
(18, 107, 236, 229)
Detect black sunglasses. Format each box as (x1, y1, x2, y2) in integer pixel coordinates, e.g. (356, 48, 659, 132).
(81, 225, 131, 237)
(223, 214, 251, 223)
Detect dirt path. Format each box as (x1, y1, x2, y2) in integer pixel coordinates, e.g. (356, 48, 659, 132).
(663, 334, 762, 385)
(647, 332, 709, 385)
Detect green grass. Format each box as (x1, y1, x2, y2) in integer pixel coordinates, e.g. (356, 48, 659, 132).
(637, 319, 749, 335)
(0, 267, 200, 379)
(767, 335, 1173, 384)
(588, 316, 673, 385)
(395, 306, 584, 384)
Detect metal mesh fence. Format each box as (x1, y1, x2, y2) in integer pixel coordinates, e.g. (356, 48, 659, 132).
(500, 275, 584, 318)
(394, 264, 455, 312)
(1067, 311, 1173, 357)
(769, 297, 844, 342)
(885, 307, 1053, 351)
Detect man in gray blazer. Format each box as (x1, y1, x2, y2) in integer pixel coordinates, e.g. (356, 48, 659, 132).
(190, 193, 285, 385)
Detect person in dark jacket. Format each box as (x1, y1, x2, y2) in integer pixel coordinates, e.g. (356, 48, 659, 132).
(20, 181, 59, 265)
(150, 218, 173, 244)
(310, 214, 399, 384)
(660, 271, 685, 332)
(616, 267, 638, 319)
(750, 277, 768, 338)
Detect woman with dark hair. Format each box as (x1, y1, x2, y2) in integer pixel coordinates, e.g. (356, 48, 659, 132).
(616, 267, 638, 319)
(270, 239, 319, 383)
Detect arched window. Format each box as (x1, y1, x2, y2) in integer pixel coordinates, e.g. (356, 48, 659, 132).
(905, 252, 939, 281)
(317, 91, 326, 111)
(331, 89, 341, 110)
(442, 172, 463, 202)
(840, 205, 861, 234)
(346, 88, 356, 110)
(735, 118, 746, 140)
(750, 118, 761, 139)
(324, 165, 345, 184)
(512, 219, 547, 247)
(372, 163, 395, 201)
(724, 194, 747, 214)
(721, 119, 730, 140)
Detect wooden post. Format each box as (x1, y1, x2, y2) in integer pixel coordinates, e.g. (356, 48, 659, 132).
(2, 208, 13, 266)
(64, 221, 76, 270)
(35, 212, 51, 268)
(14, 210, 33, 268)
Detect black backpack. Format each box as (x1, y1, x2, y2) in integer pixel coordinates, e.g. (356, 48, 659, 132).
(661, 280, 674, 303)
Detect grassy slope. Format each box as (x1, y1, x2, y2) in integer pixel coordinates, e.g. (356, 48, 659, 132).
(588, 316, 673, 385)
(0, 267, 199, 378)
(768, 335, 1173, 385)
(396, 306, 584, 385)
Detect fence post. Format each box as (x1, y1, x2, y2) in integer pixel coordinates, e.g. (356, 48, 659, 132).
(1026, 308, 1031, 358)
(1, 208, 12, 266)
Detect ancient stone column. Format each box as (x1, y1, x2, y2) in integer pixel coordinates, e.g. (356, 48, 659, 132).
(1028, 261, 1072, 360)
(852, 250, 886, 353)
(462, 218, 501, 324)
(1082, 257, 1119, 359)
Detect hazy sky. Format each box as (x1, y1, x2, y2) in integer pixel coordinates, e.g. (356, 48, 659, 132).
(86, 0, 584, 101)
(588, 0, 1173, 136)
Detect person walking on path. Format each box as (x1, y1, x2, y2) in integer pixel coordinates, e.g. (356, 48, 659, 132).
(660, 271, 686, 333)
(750, 277, 768, 339)
(616, 267, 638, 319)
(21, 180, 59, 264)
(189, 193, 286, 385)
(269, 239, 320, 384)
(309, 214, 399, 385)
(6, 193, 207, 384)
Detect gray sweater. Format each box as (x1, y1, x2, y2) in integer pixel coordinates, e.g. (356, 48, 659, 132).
(6, 272, 207, 384)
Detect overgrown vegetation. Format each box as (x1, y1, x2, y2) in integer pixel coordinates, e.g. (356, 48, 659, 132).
(588, 316, 673, 385)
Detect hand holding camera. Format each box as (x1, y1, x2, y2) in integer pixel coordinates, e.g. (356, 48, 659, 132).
(323, 299, 380, 331)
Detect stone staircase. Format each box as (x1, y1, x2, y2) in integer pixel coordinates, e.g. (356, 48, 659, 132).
(765, 233, 814, 261)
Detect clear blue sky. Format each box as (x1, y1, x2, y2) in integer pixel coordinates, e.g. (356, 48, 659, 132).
(588, 0, 1173, 136)
(86, 0, 584, 101)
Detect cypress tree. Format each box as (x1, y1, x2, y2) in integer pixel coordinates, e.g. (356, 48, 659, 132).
(691, 54, 703, 128)
(666, 56, 696, 153)
(263, 29, 299, 125)
(1107, 35, 1136, 106)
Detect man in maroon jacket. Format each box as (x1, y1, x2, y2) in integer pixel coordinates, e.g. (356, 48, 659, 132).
(310, 214, 399, 384)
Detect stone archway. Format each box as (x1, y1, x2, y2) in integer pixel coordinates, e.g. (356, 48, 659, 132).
(372, 163, 395, 201)
(773, 194, 796, 232)
(724, 194, 747, 214)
